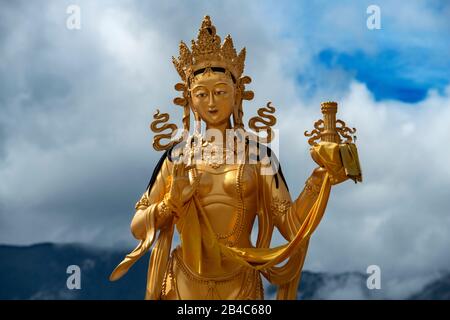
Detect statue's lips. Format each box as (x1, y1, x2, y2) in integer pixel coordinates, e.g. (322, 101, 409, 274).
(208, 109, 218, 114)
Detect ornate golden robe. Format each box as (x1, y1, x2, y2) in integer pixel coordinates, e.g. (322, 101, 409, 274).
(110, 142, 358, 299)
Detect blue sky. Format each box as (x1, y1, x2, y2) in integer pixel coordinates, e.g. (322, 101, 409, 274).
(316, 48, 449, 102)
(259, 0, 450, 103)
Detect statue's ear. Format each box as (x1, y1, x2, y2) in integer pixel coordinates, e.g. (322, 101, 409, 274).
(234, 81, 242, 101)
(188, 95, 197, 114)
(235, 91, 241, 106)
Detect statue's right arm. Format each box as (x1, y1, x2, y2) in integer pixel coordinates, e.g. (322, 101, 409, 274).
(130, 157, 174, 240)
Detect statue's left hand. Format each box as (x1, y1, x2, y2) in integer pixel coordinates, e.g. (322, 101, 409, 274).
(309, 142, 348, 185)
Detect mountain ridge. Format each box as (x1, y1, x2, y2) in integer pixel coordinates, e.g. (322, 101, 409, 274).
(0, 243, 448, 300)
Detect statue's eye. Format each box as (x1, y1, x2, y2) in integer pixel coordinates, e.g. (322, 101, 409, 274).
(215, 90, 226, 95)
(196, 92, 207, 98)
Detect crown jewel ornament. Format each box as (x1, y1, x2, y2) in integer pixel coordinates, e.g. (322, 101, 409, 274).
(172, 16, 246, 83)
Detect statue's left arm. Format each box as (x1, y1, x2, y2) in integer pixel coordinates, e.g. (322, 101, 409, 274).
(261, 162, 324, 242)
(261, 143, 347, 242)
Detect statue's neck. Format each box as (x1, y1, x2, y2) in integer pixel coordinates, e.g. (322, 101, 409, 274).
(205, 119, 232, 145)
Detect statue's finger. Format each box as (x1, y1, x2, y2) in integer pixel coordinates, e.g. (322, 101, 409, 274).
(178, 162, 186, 177)
(192, 172, 203, 188)
(170, 162, 176, 176)
(173, 162, 179, 176)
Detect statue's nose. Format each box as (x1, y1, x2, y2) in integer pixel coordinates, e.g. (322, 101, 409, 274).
(208, 92, 216, 108)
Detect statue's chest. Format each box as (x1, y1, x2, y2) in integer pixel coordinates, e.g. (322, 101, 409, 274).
(194, 164, 257, 199)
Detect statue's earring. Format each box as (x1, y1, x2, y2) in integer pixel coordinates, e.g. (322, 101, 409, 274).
(232, 103, 239, 129)
(193, 110, 202, 136)
(232, 89, 242, 129)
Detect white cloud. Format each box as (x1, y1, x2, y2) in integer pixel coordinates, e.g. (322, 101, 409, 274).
(298, 82, 450, 284)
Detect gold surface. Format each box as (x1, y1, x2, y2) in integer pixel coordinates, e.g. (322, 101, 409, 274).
(110, 16, 362, 300)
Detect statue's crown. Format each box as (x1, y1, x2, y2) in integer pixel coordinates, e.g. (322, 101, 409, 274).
(172, 16, 246, 83)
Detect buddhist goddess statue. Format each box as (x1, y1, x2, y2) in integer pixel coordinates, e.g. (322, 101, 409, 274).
(110, 16, 362, 300)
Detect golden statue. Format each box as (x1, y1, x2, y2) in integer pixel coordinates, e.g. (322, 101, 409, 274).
(109, 16, 362, 300)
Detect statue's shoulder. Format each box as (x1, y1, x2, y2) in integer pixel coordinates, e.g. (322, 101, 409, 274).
(246, 139, 279, 165)
(246, 139, 289, 191)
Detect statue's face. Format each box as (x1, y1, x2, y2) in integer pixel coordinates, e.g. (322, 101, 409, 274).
(190, 71, 235, 127)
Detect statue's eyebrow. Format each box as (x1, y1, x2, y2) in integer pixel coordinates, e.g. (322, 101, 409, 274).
(190, 85, 206, 91)
(214, 82, 231, 87)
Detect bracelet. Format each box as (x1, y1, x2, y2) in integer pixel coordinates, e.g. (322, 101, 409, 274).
(157, 199, 173, 220)
(304, 177, 321, 197)
(271, 197, 291, 218)
(135, 196, 151, 210)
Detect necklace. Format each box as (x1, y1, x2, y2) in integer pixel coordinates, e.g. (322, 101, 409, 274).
(183, 134, 236, 169)
(203, 142, 235, 169)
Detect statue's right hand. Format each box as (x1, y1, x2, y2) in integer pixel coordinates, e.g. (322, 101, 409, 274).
(165, 163, 202, 217)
